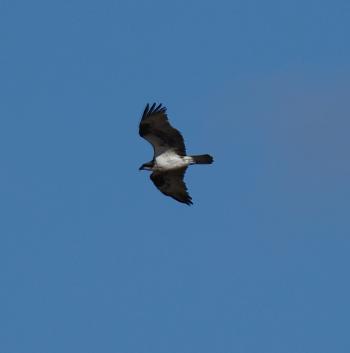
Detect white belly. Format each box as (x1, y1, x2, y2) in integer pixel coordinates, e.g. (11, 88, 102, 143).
(155, 151, 191, 170)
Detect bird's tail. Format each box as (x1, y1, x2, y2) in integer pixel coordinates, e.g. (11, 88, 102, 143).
(190, 154, 214, 164)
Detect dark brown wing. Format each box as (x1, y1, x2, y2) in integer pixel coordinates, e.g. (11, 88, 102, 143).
(150, 168, 193, 205)
(139, 103, 186, 157)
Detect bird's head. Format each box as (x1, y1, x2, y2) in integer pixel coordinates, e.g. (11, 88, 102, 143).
(139, 161, 153, 171)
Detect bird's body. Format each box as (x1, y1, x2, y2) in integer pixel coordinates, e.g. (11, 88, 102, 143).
(154, 152, 193, 171)
(139, 103, 213, 205)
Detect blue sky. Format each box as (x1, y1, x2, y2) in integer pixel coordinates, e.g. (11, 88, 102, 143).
(1, 0, 350, 352)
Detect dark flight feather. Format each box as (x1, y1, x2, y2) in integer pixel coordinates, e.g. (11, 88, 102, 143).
(139, 103, 186, 156)
(150, 168, 192, 205)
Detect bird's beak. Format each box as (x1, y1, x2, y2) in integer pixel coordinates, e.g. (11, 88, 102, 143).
(139, 166, 144, 171)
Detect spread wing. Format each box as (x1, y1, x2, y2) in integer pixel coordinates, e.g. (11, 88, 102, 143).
(150, 168, 193, 205)
(139, 103, 186, 157)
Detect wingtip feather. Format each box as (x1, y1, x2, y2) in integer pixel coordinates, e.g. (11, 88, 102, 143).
(142, 102, 167, 120)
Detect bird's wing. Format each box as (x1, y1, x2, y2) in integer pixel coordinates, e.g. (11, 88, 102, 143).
(139, 103, 186, 157)
(150, 168, 192, 205)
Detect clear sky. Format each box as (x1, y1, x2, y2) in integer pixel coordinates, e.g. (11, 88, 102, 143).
(1, 0, 350, 352)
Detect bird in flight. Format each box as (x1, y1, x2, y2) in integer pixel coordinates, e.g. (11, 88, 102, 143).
(139, 103, 213, 205)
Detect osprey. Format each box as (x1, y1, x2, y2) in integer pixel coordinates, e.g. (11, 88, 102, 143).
(139, 103, 213, 205)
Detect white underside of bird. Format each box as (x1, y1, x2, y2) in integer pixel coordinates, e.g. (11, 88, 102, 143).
(154, 151, 193, 171)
